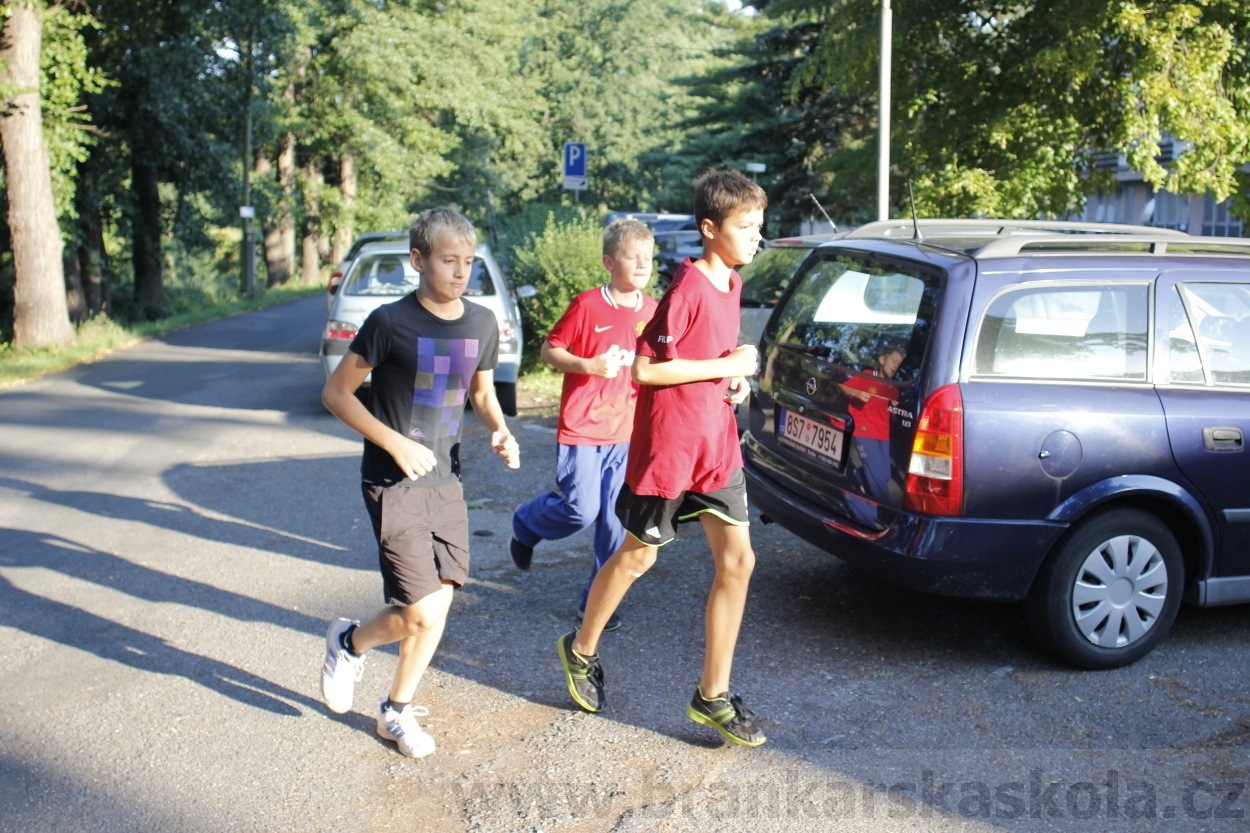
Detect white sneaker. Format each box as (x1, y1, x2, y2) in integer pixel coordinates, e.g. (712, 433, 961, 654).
(377, 698, 435, 758)
(321, 618, 364, 714)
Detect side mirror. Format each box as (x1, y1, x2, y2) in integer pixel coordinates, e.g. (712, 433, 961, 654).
(516, 284, 538, 300)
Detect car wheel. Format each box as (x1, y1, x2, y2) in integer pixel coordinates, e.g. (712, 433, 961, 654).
(1024, 508, 1183, 670)
(495, 381, 517, 417)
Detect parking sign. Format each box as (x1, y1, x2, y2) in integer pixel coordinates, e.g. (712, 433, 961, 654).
(563, 142, 587, 190)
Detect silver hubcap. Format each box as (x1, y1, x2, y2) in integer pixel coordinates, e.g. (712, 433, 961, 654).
(1071, 534, 1168, 648)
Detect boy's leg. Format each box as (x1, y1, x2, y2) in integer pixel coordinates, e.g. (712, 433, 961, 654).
(572, 533, 657, 657)
(698, 515, 755, 697)
(582, 442, 629, 611)
(513, 444, 602, 568)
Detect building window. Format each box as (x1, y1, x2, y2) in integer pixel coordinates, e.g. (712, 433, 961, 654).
(1202, 196, 1245, 237)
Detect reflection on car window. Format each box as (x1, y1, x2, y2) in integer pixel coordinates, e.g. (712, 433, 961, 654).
(738, 247, 810, 306)
(1181, 282, 1250, 386)
(974, 285, 1148, 380)
(344, 255, 495, 297)
(344, 255, 420, 296)
(1168, 286, 1204, 383)
(766, 254, 936, 383)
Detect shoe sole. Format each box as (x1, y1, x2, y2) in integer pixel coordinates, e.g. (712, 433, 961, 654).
(556, 634, 603, 713)
(685, 705, 767, 747)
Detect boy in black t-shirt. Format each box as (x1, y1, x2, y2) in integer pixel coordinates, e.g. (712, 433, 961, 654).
(319, 206, 520, 758)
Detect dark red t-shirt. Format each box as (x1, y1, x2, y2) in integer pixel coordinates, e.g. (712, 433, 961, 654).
(842, 370, 898, 441)
(626, 259, 742, 498)
(547, 286, 658, 445)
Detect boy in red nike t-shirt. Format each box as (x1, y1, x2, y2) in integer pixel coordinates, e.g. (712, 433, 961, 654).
(511, 220, 658, 630)
(557, 170, 768, 747)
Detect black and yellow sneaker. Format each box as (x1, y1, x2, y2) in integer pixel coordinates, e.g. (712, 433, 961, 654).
(556, 631, 605, 712)
(686, 686, 766, 746)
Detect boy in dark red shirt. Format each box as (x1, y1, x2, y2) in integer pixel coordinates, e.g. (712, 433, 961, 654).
(839, 347, 904, 525)
(510, 219, 658, 629)
(557, 170, 768, 746)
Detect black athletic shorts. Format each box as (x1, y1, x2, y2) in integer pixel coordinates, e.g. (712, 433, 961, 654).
(362, 480, 470, 605)
(614, 468, 749, 547)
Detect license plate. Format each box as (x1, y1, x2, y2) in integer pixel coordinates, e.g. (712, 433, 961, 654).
(778, 408, 844, 466)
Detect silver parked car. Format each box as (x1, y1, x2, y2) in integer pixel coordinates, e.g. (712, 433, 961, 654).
(319, 239, 531, 415)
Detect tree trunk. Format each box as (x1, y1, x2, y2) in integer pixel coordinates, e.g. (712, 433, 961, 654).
(0, 3, 73, 348)
(63, 250, 86, 324)
(301, 157, 322, 286)
(331, 151, 356, 264)
(272, 131, 296, 287)
(75, 184, 108, 315)
(254, 154, 284, 285)
(131, 160, 163, 316)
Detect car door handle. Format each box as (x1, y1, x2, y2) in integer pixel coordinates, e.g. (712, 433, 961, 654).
(1203, 426, 1244, 452)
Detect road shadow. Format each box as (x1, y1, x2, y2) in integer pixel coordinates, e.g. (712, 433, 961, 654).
(0, 532, 318, 717)
(0, 464, 368, 570)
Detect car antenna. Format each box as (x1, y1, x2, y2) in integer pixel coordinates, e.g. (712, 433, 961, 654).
(907, 180, 923, 240)
(808, 193, 837, 233)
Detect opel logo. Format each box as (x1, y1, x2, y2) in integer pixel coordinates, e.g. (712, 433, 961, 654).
(805, 377, 818, 395)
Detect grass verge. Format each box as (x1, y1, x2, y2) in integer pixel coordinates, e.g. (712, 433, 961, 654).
(0, 284, 322, 388)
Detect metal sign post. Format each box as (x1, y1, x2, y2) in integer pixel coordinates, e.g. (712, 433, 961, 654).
(563, 142, 588, 202)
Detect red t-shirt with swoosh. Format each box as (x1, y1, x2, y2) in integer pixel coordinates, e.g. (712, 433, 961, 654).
(626, 258, 743, 499)
(547, 285, 658, 446)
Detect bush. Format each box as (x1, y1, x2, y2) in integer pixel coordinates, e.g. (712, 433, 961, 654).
(511, 212, 605, 369)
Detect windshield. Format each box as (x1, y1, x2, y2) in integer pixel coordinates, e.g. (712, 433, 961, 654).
(765, 253, 939, 384)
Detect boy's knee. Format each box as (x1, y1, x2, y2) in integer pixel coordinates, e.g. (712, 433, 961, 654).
(618, 546, 658, 576)
(718, 547, 755, 578)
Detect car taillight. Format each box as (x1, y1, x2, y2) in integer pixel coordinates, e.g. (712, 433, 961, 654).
(498, 320, 516, 342)
(324, 320, 358, 341)
(904, 383, 964, 516)
(327, 272, 344, 294)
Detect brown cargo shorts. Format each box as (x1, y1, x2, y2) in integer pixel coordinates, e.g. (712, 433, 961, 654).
(362, 479, 470, 605)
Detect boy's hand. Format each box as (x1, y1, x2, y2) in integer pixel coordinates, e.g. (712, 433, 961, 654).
(491, 431, 520, 469)
(725, 376, 750, 405)
(726, 344, 759, 377)
(585, 352, 618, 378)
(387, 436, 437, 480)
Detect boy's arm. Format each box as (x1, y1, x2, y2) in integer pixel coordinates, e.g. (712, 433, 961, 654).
(632, 344, 757, 386)
(541, 341, 617, 378)
(467, 369, 520, 468)
(322, 349, 437, 479)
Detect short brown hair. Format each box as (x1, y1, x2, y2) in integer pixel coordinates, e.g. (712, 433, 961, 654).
(693, 169, 768, 227)
(409, 206, 477, 257)
(603, 218, 653, 258)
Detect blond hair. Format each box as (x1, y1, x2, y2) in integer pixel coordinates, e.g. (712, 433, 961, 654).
(603, 218, 654, 258)
(409, 206, 477, 257)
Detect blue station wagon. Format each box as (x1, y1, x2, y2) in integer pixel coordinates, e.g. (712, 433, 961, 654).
(742, 220, 1250, 668)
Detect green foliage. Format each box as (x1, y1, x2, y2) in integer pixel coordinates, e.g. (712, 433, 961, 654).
(752, 0, 1250, 221)
(510, 212, 605, 366)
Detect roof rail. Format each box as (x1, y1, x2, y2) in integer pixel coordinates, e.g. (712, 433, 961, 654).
(845, 218, 1190, 239)
(970, 234, 1250, 259)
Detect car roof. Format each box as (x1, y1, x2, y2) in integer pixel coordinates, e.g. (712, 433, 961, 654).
(354, 240, 492, 257)
(801, 219, 1250, 265)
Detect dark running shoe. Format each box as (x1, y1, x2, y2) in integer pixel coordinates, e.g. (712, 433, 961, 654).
(576, 605, 622, 632)
(686, 687, 766, 747)
(510, 537, 534, 570)
(556, 631, 605, 712)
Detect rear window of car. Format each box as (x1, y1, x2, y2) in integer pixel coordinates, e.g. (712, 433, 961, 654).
(739, 246, 811, 308)
(973, 284, 1149, 381)
(765, 252, 938, 384)
(344, 255, 495, 297)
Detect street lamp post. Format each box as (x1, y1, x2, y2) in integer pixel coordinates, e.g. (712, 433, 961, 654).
(878, 0, 892, 222)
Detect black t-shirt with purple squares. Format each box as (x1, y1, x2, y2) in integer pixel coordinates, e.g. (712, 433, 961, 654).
(350, 293, 499, 488)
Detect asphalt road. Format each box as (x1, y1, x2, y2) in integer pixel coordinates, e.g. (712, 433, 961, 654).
(1, 294, 1248, 833)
